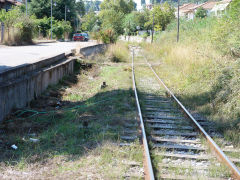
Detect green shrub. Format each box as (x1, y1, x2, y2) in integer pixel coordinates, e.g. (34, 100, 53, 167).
(35, 17, 51, 38)
(195, 7, 207, 18)
(211, 0, 240, 55)
(14, 16, 36, 44)
(100, 28, 118, 44)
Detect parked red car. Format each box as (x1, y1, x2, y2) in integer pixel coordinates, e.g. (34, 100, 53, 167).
(73, 33, 89, 41)
(73, 33, 84, 41)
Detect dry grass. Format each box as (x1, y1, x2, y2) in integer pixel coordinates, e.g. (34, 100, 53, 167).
(105, 42, 130, 63)
(140, 23, 240, 147)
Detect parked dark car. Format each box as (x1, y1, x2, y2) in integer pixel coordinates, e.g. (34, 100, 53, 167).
(73, 33, 89, 41)
(82, 33, 89, 41)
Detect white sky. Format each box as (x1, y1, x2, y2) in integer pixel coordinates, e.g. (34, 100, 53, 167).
(78, 0, 145, 11)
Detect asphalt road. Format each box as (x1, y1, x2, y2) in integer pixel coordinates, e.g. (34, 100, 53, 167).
(0, 41, 96, 73)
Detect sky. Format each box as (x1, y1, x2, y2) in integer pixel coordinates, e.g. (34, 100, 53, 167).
(79, 0, 146, 10)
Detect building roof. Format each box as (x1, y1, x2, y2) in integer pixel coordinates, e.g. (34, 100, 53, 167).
(180, 3, 196, 11)
(178, 3, 197, 14)
(189, 1, 217, 11)
(0, 0, 22, 5)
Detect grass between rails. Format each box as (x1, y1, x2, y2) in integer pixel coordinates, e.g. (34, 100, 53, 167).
(0, 43, 144, 179)
(133, 62, 231, 178)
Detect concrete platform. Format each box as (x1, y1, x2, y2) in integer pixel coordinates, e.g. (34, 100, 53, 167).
(0, 41, 97, 73)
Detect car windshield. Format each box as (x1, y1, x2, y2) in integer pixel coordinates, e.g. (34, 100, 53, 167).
(75, 34, 82, 36)
(82, 33, 88, 37)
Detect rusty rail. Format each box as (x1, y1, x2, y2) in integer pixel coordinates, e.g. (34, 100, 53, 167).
(131, 49, 155, 180)
(146, 60, 240, 179)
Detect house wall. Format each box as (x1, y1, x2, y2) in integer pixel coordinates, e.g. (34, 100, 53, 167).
(187, 12, 195, 20)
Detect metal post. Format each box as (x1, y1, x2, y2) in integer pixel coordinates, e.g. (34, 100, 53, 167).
(76, 17, 79, 31)
(25, 0, 28, 16)
(151, 11, 154, 43)
(65, 5, 67, 21)
(128, 20, 130, 42)
(51, 0, 53, 40)
(177, 0, 180, 42)
(1, 22, 4, 43)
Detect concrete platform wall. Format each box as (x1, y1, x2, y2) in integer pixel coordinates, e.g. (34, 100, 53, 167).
(0, 53, 66, 83)
(0, 43, 107, 122)
(0, 56, 75, 122)
(79, 44, 108, 59)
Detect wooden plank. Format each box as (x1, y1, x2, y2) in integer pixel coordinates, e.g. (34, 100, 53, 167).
(230, 158, 240, 163)
(123, 129, 138, 134)
(144, 105, 173, 108)
(148, 124, 194, 130)
(158, 163, 208, 170)
(124, 123, 138, 128)
(144, 100, 172, 104)
(222, 148, 240, 153)
(121, 136, 138, 141)
(151, 130, 198, 137)
(159, 174, 226, 180)
(154, 144, 206, 151)
(145, 109, 181, 113)
(156, 152, 212, 160)
(151, 137, 201, 144)
(145, 119, 189, 125)
(143, 115, 185, 120)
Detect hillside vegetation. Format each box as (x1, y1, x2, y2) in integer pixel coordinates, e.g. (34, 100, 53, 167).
(142, 0, 240, 145)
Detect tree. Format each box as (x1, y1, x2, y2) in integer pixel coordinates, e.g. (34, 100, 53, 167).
(145, 3, 175, 31)
(52, 20, 72, 39)
(134, 10, 150, 30)
(123, 11, 150, 35)
(81, 11, 98, 32)
(229, 0, 240, 20)
(29, 0, 85, 23)
(123, 13, 138, 35)
(0, 8, 20, 41)
(99, 0, 135, 35)
(100, 0, 135, 15)
(35, 17, 51, 37)
(76, 0, 85, 17)
(195, 7, 207, 18)
(29, 0, 51, 19)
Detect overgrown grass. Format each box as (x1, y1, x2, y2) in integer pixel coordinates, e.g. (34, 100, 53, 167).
(105, 42, 130, 63)
(0, 46, 143, 178)
(141, 16, 240, 147)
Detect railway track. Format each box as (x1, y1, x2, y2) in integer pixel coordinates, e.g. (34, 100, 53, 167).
(128, 46, 240, 180)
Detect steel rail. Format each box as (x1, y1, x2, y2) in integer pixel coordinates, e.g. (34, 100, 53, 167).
(131, 49, 155, 180)
(146, 61, 240, 179)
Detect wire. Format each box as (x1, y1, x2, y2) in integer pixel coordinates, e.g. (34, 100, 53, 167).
(9, 98, 115, 121)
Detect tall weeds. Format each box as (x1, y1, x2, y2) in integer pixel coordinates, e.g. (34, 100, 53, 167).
(142, 12, 240, 145)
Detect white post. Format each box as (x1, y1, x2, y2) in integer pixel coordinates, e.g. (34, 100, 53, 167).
(65, 5, 67, 21)
(26, 0, 28, 16)
(1, 22, 4, 43)
(51, 0, 53, 40)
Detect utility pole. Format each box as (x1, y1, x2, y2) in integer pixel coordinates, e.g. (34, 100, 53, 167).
(177, 0, 180, 42)
(51, 0, 53, 40)
(1, 22, 4, 43)
(65, 5, 67, 21)
(25, 0, 28, 16)
(128, 20, 130, 42)
(151, 4, 154, 43)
